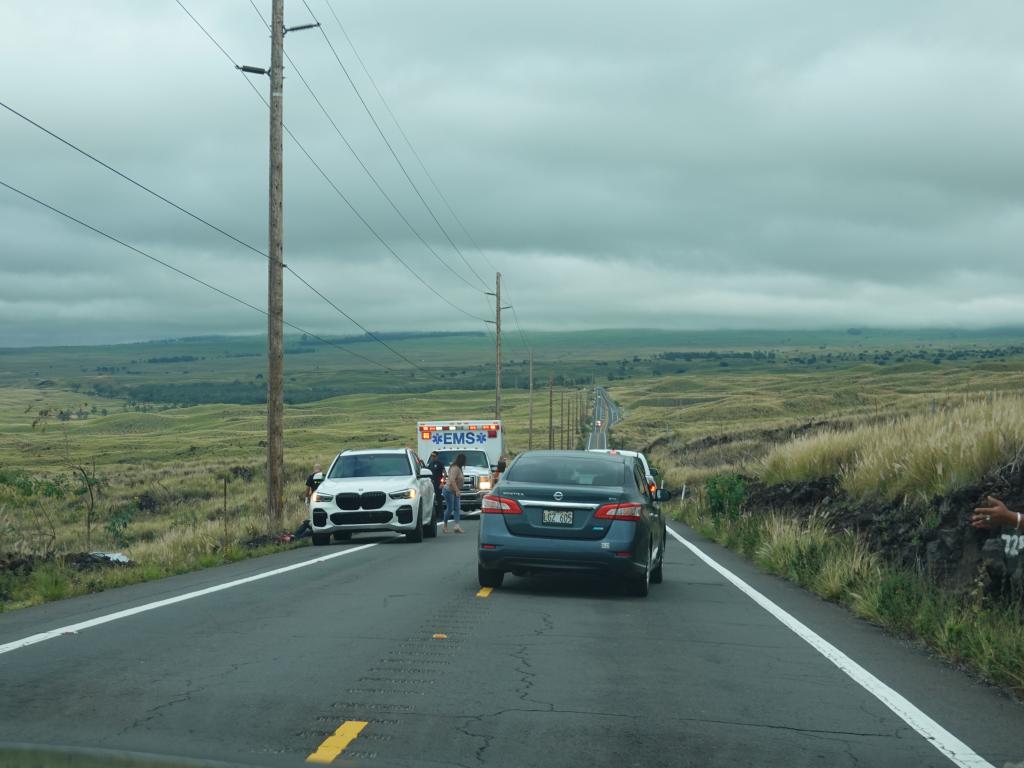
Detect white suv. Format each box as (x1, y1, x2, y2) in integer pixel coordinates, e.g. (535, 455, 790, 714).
(309, 448, 437, 544)
(587, 448, 658, 494)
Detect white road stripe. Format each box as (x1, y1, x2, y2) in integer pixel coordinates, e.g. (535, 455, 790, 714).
(0, 542, 380, 656)
(665, 527, 992, 768)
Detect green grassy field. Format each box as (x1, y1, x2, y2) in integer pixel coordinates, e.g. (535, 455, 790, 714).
(3, 326, 1024, 613)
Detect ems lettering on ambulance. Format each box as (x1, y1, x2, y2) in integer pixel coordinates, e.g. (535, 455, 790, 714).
(432, 431, 488, 446)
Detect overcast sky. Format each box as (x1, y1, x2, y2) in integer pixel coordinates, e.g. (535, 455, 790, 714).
(2, 1, 1024, 347)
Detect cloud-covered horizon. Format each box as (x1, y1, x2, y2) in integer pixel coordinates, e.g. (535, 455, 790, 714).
(3, 1, 1024, 347)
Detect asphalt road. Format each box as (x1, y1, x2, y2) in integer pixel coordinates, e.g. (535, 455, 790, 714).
(586, 388, 619, 450)
(2, 415, 1023, 766)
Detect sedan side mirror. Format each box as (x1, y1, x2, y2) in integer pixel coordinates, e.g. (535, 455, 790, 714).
(654, 488, 672, 502)
(419, 468, 433, 478)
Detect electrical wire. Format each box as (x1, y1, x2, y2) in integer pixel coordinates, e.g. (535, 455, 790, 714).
(324, 0, 499, 278)
(247, 0, 483, 296)
(321, 2, 528, 354)
(0, 178, 398, 372)
(302, 0, 491, 291)
(0, 99, 440, 377)
(175, 0, 490, 325)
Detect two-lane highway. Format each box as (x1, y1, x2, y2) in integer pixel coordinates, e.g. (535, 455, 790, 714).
(586, 387, 619, 450)
(2, 521, 1022, 766)
(1, 418, 1023, 766)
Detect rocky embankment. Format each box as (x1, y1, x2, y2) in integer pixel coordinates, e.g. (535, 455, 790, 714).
(746, 472, 1024, 601)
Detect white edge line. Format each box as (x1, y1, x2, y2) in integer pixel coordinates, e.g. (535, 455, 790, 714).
(666, 526, 993, 768)
(0, 542, 379, 656)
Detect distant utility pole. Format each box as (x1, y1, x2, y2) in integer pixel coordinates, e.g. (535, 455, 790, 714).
(559, 390, 565, 449)
(238, 0, 319, 532)
(548, 376, 554, 449)
(570, 390, 575, 448)
(528, 350, 534, 450)
(486, 272, 512, 421)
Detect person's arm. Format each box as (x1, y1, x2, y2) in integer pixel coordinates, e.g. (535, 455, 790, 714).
(971, 496, 1023, 529)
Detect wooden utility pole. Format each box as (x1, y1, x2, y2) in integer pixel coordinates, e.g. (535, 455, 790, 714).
(528, 350, 534, 449)
(237, 3, 319, 532)
(494, 272, 502, 419)
(266, 0, 285, 532)
(486, 272, 511, 421)
(548, 376, 554, 449)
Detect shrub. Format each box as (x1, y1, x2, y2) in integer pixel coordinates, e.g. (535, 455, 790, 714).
(105, 503, 135, 548)
(758, 429, 865, 485)
(705, 474, 746, 520)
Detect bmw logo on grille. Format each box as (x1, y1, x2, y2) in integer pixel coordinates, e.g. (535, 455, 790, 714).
(553, 491, 563, 501)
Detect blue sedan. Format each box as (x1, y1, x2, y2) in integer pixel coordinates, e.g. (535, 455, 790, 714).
(477, 450, 670, 596)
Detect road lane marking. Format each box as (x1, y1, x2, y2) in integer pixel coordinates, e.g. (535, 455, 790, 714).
(0, 543, 380, 656)
(307, 720, 367, 763)
(665, 526, 992, 768)
(476, 587, 493, 598)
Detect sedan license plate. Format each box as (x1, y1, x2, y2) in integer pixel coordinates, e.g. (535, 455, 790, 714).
(543, 509, 573, 525)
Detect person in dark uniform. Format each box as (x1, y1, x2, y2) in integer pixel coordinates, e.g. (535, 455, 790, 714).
(292, 463, 324, 540)
(306, 463, 325, 502)
(426, 451, 446, 518)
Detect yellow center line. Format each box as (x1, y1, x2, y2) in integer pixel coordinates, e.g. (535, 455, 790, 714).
(476, 587, 493, 598)
(306, 720, 368, 764)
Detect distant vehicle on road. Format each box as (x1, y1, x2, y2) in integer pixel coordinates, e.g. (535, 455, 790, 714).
(309, 448, 437, 544)
(595, 419, 603, 428)
(588, 448, 658, 494)
(478, 450, 670, 596)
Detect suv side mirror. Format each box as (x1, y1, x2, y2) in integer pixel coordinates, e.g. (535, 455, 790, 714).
(654, 488, 672, 502)
(651, 467, 660, 477)
(419, 468, 433, 479)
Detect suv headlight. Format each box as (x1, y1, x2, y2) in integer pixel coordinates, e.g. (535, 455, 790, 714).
(389, 488, 417, 500)
(313, 492, 334, 502)
(479, 478, 493, 490)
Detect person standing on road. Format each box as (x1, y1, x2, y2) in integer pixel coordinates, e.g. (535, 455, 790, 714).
(443, 453, 466, 534)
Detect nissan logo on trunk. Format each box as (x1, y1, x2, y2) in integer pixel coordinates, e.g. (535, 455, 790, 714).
(553, 491, 563, 501)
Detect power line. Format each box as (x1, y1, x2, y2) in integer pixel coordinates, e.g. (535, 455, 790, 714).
(320, 2, 522, 354)
(248, 1, 484, 297)
(0, 99, 439, 377)
(324, 0, 499, 279)
(302, 0, 491, 291)
(0, 178, 399, 372)
(176, 1, 490, 325)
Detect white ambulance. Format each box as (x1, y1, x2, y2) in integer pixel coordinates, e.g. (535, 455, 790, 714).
(417, 420, 505, 514)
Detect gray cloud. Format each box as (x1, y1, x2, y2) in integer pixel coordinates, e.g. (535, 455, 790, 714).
(3, 0, 1024, 346)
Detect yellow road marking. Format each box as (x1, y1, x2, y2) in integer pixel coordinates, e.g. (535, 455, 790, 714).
(306, 720, 367, 764)
(476, 587, 493, 598)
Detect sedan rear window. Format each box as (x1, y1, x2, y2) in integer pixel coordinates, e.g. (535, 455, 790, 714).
(506, 456, 624, 487)
(330, 454, 411, 479)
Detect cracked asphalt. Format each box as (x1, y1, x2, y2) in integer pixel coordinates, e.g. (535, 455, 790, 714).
(1, 518, 1022, 767)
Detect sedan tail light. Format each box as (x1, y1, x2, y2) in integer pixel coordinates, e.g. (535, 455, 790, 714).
(594, 502, 642, 521)
(481, 494, 523, 515)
